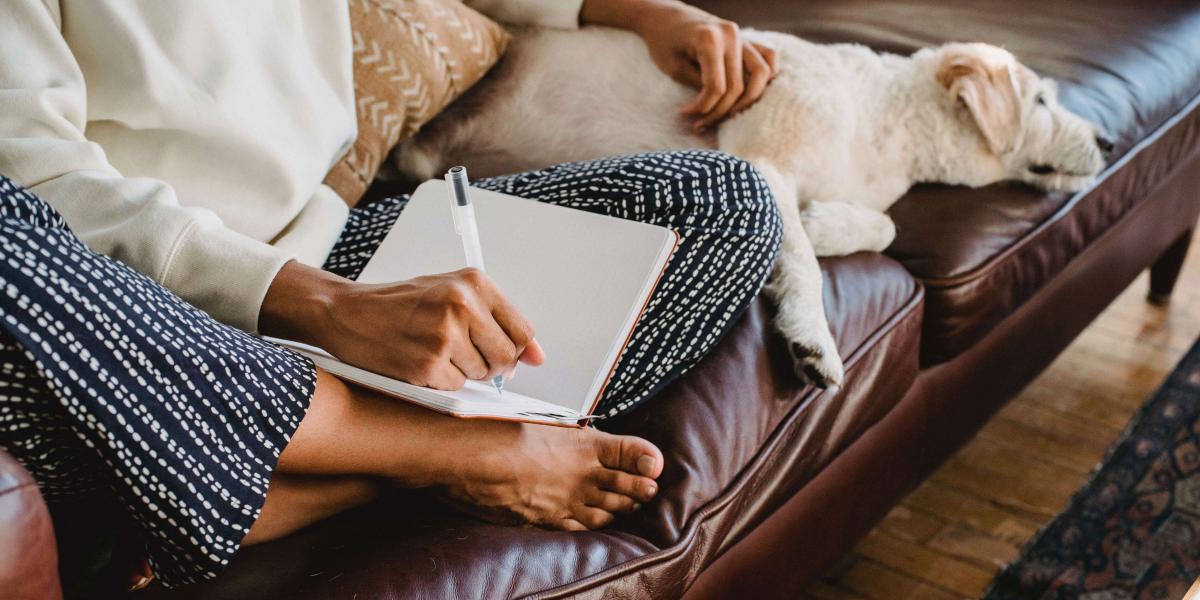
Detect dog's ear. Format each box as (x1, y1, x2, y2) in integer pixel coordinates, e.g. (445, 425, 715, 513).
(936, 45, 1024, 156)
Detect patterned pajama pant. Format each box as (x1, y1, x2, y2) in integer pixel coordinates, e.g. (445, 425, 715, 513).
(0, 150, 780, 586)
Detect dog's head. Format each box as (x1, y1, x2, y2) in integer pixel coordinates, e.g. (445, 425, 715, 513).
(933, 43, 1110, 191)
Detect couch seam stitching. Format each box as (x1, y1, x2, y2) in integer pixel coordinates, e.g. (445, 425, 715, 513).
(0, 480, 39, 498)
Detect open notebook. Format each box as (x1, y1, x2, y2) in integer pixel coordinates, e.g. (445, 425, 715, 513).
(272, 180, 677, 426)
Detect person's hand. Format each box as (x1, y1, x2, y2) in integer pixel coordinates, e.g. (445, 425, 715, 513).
(583, 0, 779, 133)
(260, 261, 544, 390)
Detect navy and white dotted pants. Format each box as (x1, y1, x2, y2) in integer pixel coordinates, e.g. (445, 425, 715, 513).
(0, 150, 781, 586)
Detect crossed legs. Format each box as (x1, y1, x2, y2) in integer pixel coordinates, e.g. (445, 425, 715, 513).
(242, 370, 664, 545)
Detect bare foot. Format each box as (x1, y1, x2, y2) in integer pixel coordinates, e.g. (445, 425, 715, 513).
(277, 371, 663, 534)
(435, 422, 663, 531)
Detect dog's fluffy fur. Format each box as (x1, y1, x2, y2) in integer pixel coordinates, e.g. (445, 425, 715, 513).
(394, 27, 1108, 388)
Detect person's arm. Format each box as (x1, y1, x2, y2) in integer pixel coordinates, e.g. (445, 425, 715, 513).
(4, 0, 539, 389)
(581, 0, 779, 132)
(464, 0, 778, 130)
(0, 0, 293, 333)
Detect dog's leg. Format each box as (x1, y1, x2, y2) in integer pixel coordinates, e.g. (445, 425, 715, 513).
(801, 202, 897, 257)
(752, 162, 846, 389)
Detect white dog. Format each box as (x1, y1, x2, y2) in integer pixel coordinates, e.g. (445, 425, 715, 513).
(393, 27, 1110, 389)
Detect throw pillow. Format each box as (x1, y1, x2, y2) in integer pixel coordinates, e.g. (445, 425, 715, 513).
(324, 0, 510, 205)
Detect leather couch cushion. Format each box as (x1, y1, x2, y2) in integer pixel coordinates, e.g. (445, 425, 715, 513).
(694, 0, 1200, 364)
(154, 253, 921, 599)
(0, 450, 62, 600)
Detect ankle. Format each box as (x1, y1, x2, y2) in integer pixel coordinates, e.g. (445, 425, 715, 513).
(398, 419, 524, 489)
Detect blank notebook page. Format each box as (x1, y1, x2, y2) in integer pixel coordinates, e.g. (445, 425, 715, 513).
(356, 180, 676, 415)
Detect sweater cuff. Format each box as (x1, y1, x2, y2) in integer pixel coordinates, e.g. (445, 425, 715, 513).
(159, 216, 294, 334)
(531, 0, 583, 29)
(468, 0, 583, 29)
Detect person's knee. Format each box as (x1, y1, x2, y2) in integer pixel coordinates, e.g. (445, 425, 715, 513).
(722, 154, 780, 236)
(676, 150, 781, 241)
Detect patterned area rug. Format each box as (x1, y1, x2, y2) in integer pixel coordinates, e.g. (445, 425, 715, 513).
(984, 338, 1200, 600)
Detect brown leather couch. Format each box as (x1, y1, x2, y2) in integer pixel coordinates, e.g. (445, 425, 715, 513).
(3, 0, 1199, 598)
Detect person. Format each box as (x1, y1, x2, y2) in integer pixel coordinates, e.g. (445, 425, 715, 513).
(0, 0, 782, 589)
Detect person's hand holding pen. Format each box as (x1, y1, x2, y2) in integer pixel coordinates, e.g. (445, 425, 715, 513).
(445, 165, 520, 395)
(258, 254, 544, 391)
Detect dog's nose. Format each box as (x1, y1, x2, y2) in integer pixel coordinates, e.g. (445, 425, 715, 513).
(1095, 134, 1114, 155)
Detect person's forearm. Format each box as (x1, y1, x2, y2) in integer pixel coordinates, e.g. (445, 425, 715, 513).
(259, 260, 347, 345)
(580, 0, 686, 34)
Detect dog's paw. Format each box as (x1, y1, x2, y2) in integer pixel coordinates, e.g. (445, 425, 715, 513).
(771, 293, 846, 389)
(787, 334, 845, 390)
(862, 213, 897, 253)
(802, 203, 897, 257)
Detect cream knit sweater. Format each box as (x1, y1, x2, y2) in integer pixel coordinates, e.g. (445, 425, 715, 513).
(0, 0, 581, 333)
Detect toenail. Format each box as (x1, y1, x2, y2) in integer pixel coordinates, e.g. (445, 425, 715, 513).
(802, 365, 829, 388)
(637, 455, 657, 476)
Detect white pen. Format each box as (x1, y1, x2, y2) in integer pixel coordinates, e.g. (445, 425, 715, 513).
(445, 166, 507, 395)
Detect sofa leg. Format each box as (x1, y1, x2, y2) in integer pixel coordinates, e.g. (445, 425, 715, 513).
(1148, 227, 1194, 305)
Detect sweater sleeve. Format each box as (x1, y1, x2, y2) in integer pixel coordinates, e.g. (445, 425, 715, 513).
(464, 0, 583, 29)
(0, 0, 293, 334)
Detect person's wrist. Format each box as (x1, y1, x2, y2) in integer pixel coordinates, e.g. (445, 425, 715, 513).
(627, 0, 683, 38)
(582, 0, 677, 36)
(258, 260, 349, 345)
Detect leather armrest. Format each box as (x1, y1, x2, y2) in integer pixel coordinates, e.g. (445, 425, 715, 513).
(0, 448, 62, 600)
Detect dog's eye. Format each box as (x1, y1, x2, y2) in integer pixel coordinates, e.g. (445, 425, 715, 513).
(1035, 94, 1046, 106)
(1028, 164, 1056, 175)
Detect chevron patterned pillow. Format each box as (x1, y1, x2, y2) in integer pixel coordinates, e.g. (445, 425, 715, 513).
(324, 0, 510, 205)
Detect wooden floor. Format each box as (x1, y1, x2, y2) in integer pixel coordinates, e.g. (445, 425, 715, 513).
(807, 233, 1200, 600)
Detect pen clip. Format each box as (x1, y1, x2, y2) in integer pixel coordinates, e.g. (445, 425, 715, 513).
(445, 174, 463, 235)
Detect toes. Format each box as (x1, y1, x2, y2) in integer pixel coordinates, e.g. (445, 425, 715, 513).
(573, 506, 615, 530)
(789, 342, 829, 388)
(790, 342, 820, 359)
(789, 342, 845, 389)
(596, 468, 658, 503)
(795, 357, 844, 389)
(558, 518, 588, 532)
(585, 489, 640, 514)
(595, 433, 664, 478)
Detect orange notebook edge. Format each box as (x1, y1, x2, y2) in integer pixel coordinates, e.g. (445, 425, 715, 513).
(578, 229, 682, 426)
